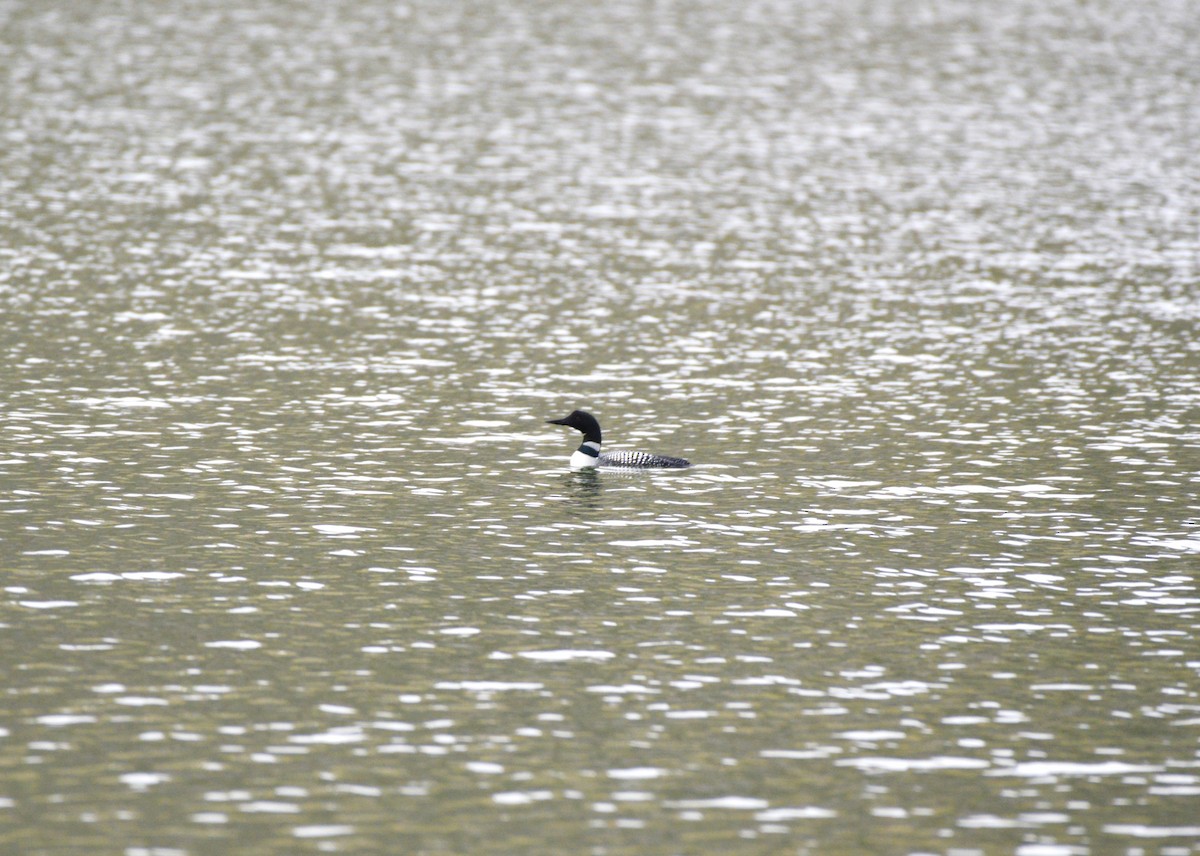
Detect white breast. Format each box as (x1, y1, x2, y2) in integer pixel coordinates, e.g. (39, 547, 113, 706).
(569, 442, 601, 469)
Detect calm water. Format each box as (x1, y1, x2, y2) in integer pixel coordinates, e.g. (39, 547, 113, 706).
(2, 0, 1199, 853)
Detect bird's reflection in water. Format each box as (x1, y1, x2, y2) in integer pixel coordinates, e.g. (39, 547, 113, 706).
(558, 468, 603, 510)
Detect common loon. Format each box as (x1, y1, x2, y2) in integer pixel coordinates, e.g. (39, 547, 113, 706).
(547, 410, 691, 470)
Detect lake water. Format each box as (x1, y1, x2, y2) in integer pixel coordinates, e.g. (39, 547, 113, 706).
(2, 0, 1199, 853)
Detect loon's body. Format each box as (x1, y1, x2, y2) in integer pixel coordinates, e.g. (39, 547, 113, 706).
(547, 410, 691, 470)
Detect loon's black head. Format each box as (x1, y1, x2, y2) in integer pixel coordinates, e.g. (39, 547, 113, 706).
(546, 410, 602, 444)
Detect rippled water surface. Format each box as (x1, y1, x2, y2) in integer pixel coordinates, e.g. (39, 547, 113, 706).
(3, 0, 1199, 853)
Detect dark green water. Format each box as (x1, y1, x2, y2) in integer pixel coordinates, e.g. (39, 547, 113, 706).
(2, 0, 1199, 853)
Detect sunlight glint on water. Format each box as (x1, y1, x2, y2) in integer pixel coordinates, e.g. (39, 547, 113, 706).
(1, 0, 1199, 853)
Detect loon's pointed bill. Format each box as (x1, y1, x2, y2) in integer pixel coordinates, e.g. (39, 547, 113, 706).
(547, 410, 690, 470)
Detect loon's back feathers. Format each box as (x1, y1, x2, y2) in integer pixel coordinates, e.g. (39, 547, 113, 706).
(598, 450, 691, 469)
(547, 410, 691, 470)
